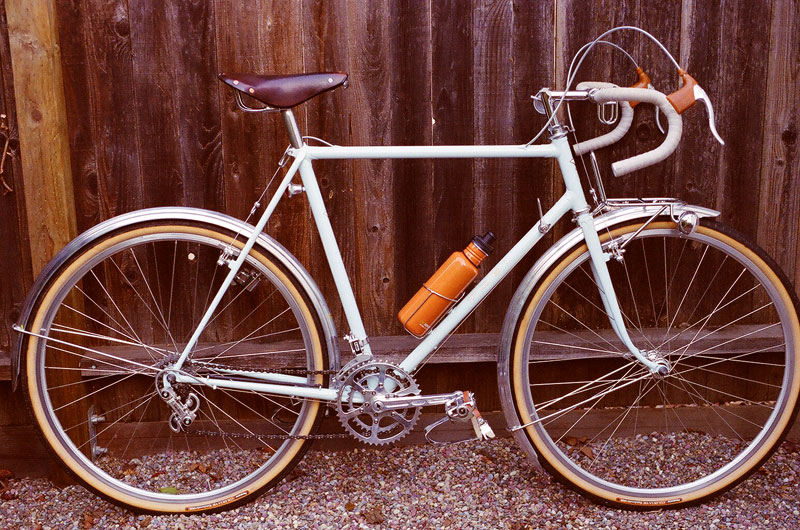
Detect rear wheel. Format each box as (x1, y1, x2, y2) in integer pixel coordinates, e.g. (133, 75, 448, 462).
(507, 219, 800, 507)
(23, 220, 328, 513)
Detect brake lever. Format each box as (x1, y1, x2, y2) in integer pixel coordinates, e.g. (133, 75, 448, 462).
(629, 68, 666, 134)
(693, 84, 725, 145)
(667, 69, 724, 146)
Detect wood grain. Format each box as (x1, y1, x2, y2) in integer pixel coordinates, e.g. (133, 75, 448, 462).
(757, 0, 800, 288)
(127, 1, 222, 210)
(56, 0, 143, 232)
(5, 0, 77, 274)
(0, 0, 32, 362)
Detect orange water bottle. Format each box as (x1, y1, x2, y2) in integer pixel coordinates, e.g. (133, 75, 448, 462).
(398, 232, 495, 337)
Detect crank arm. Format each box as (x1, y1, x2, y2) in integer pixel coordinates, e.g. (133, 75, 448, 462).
(372, 391, 465, 413)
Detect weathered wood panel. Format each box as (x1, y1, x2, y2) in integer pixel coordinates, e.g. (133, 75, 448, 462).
(757, 0, 800, 285)
(0, 0, 32, 360)
(57, 0, 142, 231)
(127, 1, 222, 209)
(1, 0, 799, 373)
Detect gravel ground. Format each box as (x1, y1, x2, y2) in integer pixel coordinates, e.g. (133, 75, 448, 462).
(0, 438, 798, 530)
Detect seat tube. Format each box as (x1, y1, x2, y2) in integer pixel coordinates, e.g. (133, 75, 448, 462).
(282, 110, 303, 149)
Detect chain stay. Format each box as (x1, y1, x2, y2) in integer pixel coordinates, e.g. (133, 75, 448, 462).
(184, 360, 346, 440)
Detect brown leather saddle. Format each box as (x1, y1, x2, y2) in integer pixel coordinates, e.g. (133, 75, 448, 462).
(219, 72, 348, 108)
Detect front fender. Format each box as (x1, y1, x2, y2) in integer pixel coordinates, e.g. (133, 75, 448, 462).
(496, 203, 719, 436)
(12, 207, 340, 390)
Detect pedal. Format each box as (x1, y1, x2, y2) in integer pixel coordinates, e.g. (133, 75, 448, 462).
(470, 406, 496, 440)
(424, 391, 494, 446)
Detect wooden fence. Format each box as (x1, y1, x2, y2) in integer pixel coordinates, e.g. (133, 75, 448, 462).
(1, 0, 798, 381)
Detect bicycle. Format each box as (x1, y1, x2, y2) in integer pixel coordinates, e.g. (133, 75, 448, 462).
(11, 26, 800, 513)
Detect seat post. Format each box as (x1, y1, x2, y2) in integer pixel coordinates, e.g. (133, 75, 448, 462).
(281, 110, 303, 148)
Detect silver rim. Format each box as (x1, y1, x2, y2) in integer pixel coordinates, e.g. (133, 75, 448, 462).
(517, 225, 797, 501)
(31, 227, 322, 506)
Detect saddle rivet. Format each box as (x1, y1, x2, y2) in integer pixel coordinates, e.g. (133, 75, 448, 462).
(233, 80, 239, 85)
(328, 77, 333, 83)
(248, 87, 255, 94)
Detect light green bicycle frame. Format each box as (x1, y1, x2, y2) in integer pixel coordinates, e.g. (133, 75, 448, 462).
(171, 110, 662, 400)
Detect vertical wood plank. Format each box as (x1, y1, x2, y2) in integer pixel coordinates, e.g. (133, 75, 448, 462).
(757, 0, 800, 288)
(56, 0, 143, 232)
(472, 0, 516, 331)
(6, 0, 77, 274)
(388, 0, 433, 333)
(128, 1, 222, 210)
(676, 0, 770, 240)
(6, 0, 88, 458)
(508, 0, 556, 291)
(341, 0, 396, 336)
(0, 0, 33, 357)
(302, 0, 356, 333)
(431, 0, 476, 330)
(214, 0, 313, 308)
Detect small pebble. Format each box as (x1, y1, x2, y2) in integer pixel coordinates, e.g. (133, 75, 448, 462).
(0, 439, 797, 529)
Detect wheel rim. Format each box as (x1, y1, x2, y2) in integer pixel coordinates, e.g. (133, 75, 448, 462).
(514, 223, 799, 503)
(27, 225, 324, 509)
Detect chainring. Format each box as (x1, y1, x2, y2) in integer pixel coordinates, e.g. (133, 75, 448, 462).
(336, 361, 420, 446)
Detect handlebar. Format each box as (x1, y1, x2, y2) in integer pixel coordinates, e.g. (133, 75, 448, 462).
(589, 87, 682, 177)
(572, 82, 634, 157)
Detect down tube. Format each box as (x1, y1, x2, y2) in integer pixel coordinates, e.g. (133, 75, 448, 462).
(399, 191, 577, 374)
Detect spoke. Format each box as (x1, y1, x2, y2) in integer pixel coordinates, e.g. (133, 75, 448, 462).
(191, 327, 300, 356)
(88, 269, 149, 360)
(546, 298, 621, 352)
(47, 371, 126, 391)
(229, 288, 279, 334)
(206, 307, 293, 362)
(586, 378, 660, 472)
(203, 396, 272, 447)
(35, 331, 161, 373)
(664, 373, 775, 410)
(672, 356, 784, 390)
(109, 254, 179, 353)
(660, 275, 755, 353)
(65, 293, 143, 347)
(534, 370, 653, 429)
(662, 283, 760, 354)
(536, 363, 650, 410)
(657, 237, 687, 328)
(662, 255, 730, 348)
(212, 387, 291, 436)
(661, 376, 766, 436)
(552, 361, 641, 440)
(63, 391, 154, 434)
(575, 264, 648, 349)
(121, 390, 158, 459)
(128, 247, 181, 352)
(676, 320, 780, 363)
(668, 267, 749, 362)
(45, 343, 154, 377)
(49, 324, 172, 357)
(64, 394, 155, 436)
(621, 253, 656, 351)
(195, 386, 232, 452)
(53, 372, 140, 413)
(661, 244, 709, 345)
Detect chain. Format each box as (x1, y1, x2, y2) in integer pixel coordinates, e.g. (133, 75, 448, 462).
(184, 360, 348, 440)
(186, 428, 351, 441)
(189, 359, 338, 377)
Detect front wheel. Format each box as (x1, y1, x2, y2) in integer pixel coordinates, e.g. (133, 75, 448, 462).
(505, 219, 800, 508)
(22, 219, 329, 513)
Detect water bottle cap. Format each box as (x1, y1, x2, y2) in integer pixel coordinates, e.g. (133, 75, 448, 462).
(471, 231, 496, 255)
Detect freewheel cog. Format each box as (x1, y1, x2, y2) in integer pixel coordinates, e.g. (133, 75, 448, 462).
(336, 361, 420, 446)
